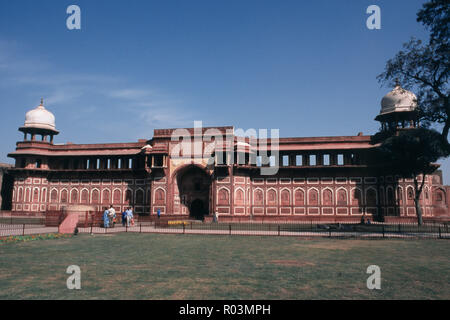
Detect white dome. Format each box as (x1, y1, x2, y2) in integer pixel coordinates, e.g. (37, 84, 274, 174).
(380, 84, 417, 115)
(23, 100, 57, 131)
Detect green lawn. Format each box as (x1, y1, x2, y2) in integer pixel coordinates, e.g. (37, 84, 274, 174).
(0, 233, 449, 299)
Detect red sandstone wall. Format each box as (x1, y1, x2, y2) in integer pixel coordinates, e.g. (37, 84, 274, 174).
(9, 172, 449, 221)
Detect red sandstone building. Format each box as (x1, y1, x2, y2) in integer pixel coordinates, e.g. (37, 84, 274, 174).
(4, 86, 450, 222)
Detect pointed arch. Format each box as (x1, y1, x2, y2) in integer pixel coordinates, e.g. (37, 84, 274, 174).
(307, 188, 319, 206)
(322, 188, 333, 206)
(70, 188, 79, 204)
(365, 187, 378, 206)
(135, 188, 144, 205)
(80, 188, 89, 204)
(280, 188, 291, 206)
(336, 187, 348, 206)
(253, 188, 264, 206)
(293, 187, 305, 206)
(234, 187, 245, 205)
(266, 188, 277, 206)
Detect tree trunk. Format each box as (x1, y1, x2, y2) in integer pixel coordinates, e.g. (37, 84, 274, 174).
(414, 195, 423, 226)
(413, 174, 426, 226)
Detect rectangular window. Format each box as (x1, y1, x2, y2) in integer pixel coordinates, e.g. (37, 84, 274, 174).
(269, 156, 276, 167)
(337, 154, 344, 165)
(256, 156, 262, 167)
(309, 155, 316, 166)
(323, 154, 330, 166)
(296, 155, 302, 166)
(282, 155, 289, 166)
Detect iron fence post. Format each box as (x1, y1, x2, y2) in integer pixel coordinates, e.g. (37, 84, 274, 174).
(183, 223, 185, 234)
(22, 224, 25, 236)
(382, 225, 385, 238)
(140, 223, 142, 233)
(229, 224, 231, 235)
(90, 222, 93, 234)
(439, 226, 442, 239)
(278, 225, 280, 236)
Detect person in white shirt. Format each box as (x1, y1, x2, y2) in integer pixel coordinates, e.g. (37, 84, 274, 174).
(108, 205, 116, 227)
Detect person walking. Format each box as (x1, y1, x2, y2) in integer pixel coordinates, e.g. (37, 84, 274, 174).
(108, 205, 116, 228)
(122, 209, 127, 227)
(126, 207, 133, 227)
(103, 207, 110, 228)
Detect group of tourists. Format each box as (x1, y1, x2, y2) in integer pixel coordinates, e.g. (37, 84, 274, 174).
(103, 205, 134, 228)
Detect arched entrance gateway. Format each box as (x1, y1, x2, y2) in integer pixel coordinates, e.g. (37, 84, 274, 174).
(175, 165, 211, 220)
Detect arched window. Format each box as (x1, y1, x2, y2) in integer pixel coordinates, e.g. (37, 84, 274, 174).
(81, 190, 89, 204)
(397, 187, 403, 205)
(136, 189, 144, 205)
(25, 188, 31, 202)
(102, 189, 110, 204)
(323, 189, 333, 205)
(70, 189, 78, 203)
(218, 188, 229, 205)
(267, 189, 277, 205)
(113, 190, 121, 204)
(41, 188, 47, 203)
(50, 189, 58, 203)
(61, 190, 68, 203)
(154, 189, 164, 205)
(337, 189, 347, 205)
(91, 190, 100, 204)
(33, 188, 39, 202)
(235, 189, 244, 205)
(18, 188, 23, 202)
(406, 187, 414, 205)
(281, 189, 290, 206)
(308, 189, 318, 205)
(294, 189, 304, 206)
(254, 189, 264, 205)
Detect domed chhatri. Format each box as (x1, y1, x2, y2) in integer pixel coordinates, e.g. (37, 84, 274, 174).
(375, 81, 419, 131)
(23, 99, 57, 131)
(379, 82, 417, 115)
(19, 99, 59, 143)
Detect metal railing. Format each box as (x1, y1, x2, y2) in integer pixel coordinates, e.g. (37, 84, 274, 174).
(74, 220, 450, 239)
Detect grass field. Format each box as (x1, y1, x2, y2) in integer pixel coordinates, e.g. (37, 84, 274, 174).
(0, 233, 449, 299)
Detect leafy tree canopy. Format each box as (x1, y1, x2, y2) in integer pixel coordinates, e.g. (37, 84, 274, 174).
(377, 1, 449, 143)
(376, 128, 449, 178)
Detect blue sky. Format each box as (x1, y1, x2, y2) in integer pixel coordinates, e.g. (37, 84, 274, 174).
(0, 0, 448, 182)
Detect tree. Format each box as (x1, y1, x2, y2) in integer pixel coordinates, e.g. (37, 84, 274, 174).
(376, 128, 448, 225)
(377, 1, 449, 144)
(417, 0, 449, 52)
